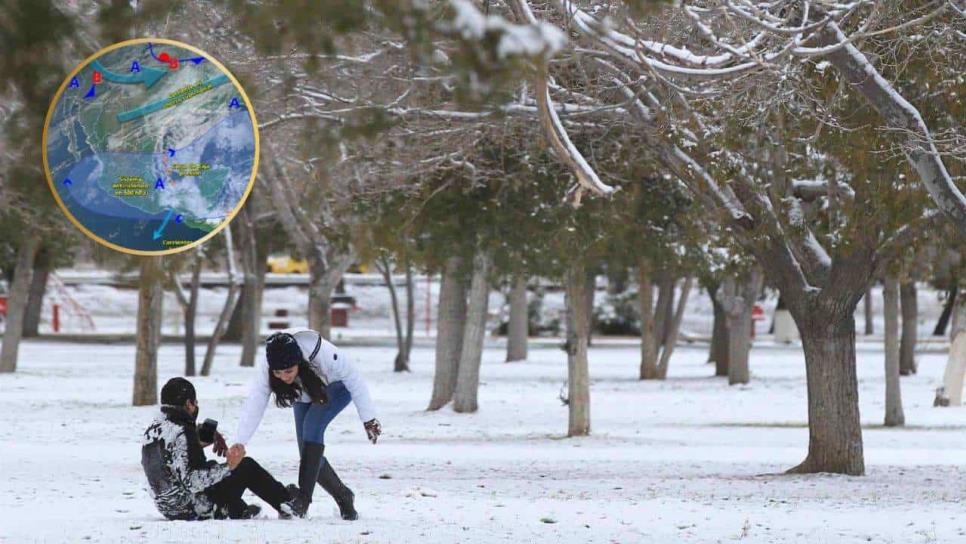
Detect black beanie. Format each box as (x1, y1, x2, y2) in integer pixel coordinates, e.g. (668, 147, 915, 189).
(266, 332, 305, 370)
(161, 377, 197, 406)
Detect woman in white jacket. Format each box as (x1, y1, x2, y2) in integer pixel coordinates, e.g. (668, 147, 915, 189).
(233, 328, 381, 519)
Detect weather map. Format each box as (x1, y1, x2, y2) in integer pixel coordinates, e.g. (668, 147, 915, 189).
(43, 39, 258, 255)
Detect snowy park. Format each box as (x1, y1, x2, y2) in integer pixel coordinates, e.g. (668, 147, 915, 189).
(3, 2, 966, 544)
(3, 337, 966, 544)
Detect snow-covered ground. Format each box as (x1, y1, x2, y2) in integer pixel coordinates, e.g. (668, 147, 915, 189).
(2, 339, 965, 543)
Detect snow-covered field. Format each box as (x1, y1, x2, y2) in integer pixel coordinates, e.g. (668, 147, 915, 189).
(2, 339, 965, 543)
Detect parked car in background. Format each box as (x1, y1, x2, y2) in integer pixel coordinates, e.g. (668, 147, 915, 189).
(266, 254, 309, 274)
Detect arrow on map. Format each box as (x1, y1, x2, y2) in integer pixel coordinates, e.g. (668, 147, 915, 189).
(152, 209, 174, 240)
(89, 59, 167, 88)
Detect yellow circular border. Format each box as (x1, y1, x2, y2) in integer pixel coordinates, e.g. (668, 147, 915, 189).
(41, 38, 259, 256)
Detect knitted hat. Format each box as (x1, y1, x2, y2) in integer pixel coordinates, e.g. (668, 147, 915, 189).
(160, 377, 197, 406)
(266, 332, 305, 370)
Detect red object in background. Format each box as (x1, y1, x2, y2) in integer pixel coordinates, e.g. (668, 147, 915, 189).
(92, 71, 102, 84)
(158, 51, 171, 62)
(0, 296, 7, 317)
(168, 58, 179, 70)
(750, 304, 765, 338)
(52, 304, 60, 333)
(331, 307, 348, 328)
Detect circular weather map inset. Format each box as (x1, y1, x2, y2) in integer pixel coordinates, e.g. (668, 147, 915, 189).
(43, 39, 258, 255)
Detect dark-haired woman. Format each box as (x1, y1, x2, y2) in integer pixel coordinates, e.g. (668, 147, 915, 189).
(233, 328, 381, 519)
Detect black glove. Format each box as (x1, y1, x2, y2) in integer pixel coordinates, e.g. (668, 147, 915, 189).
(212, 431, 228, 457)
(364, 419, 382, 444)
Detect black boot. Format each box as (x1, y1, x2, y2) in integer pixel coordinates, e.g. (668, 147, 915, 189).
(317, 452, 358, 520)
(291, 442, 325, 518)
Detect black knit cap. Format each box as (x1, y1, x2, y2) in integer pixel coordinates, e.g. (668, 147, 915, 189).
(161, 377, 197, 406)
(266, 332, 305, 370)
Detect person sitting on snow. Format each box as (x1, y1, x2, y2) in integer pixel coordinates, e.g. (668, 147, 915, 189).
(141, 377, 298, 520)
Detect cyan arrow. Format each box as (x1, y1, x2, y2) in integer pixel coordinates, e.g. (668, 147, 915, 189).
(90, 59, 167, 88)
(152, 209, 174, 240)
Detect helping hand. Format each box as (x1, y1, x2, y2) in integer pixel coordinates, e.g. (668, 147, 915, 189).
(227, 444, 245, 470)
(212, 431, 229, 457)
(364, 419, 382, 444)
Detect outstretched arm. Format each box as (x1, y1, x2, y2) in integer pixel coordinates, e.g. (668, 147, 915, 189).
(234, 362, 271, 446)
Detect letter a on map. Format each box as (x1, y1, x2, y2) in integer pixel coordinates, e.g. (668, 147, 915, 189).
(69, 77, 79, 88)
(155, 178, 165, 190)
(130, 60, 141, 73)
(229, 97, 241, 109)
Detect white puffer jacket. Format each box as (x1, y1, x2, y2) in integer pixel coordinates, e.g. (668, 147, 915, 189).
(234, 328, 376, 445)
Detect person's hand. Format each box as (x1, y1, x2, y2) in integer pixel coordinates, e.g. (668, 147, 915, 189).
(227, 444, 245, 470)
(212, 431, 228, 457)
(364, 419, 382, 444)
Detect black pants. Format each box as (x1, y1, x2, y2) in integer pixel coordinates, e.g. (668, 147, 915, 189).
(204, 458, 289, 519)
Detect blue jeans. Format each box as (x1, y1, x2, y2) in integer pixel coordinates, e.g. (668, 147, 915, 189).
(293, 381, 351, 448)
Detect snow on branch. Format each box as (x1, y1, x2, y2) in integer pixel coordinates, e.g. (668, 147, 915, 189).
(447, 0, 567, 60)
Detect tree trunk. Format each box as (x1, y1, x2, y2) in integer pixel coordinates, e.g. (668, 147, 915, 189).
(22, 248, 50, 338)
(937, 293, 966, 406)
(506, 273, 528, 362)
(652, 275, 672, 350)
(637, 260, 658, 380)
(718, 269, 762, 386)
(864, 288, 874, 335)
(787, 311, 864, 476)
(585, 269, 596, 348)
(453, 249, 490, 413)
(183, 251, 202, 376)
(708, 284, 730, 377)
(379, 257, 407, 372)
(899, 282, 918, 375)
(428, 256, 467, 411)
(402, 260, 415, 371)
(308, 275, 333, 341)
(238, 263, 265, 368)
(883, 276, 905, 426)
(0, 235, 40, 373)
(201, 228, 241, 377)
(565, 261, 591, 437)
(657, 276, 694, 379)
(934, 286, 957, 337)
(133, 257, 164, 406)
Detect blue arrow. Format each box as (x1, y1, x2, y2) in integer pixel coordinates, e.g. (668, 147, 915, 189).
(152, 209, 174, 240)
(180, 56, 205, 65)
(168, 148, 175, 157)
(147, 42, 163, 62)
(63, 178, 73, 186)
(84, 84, 96, 99)
(90, 59, 166, 88)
